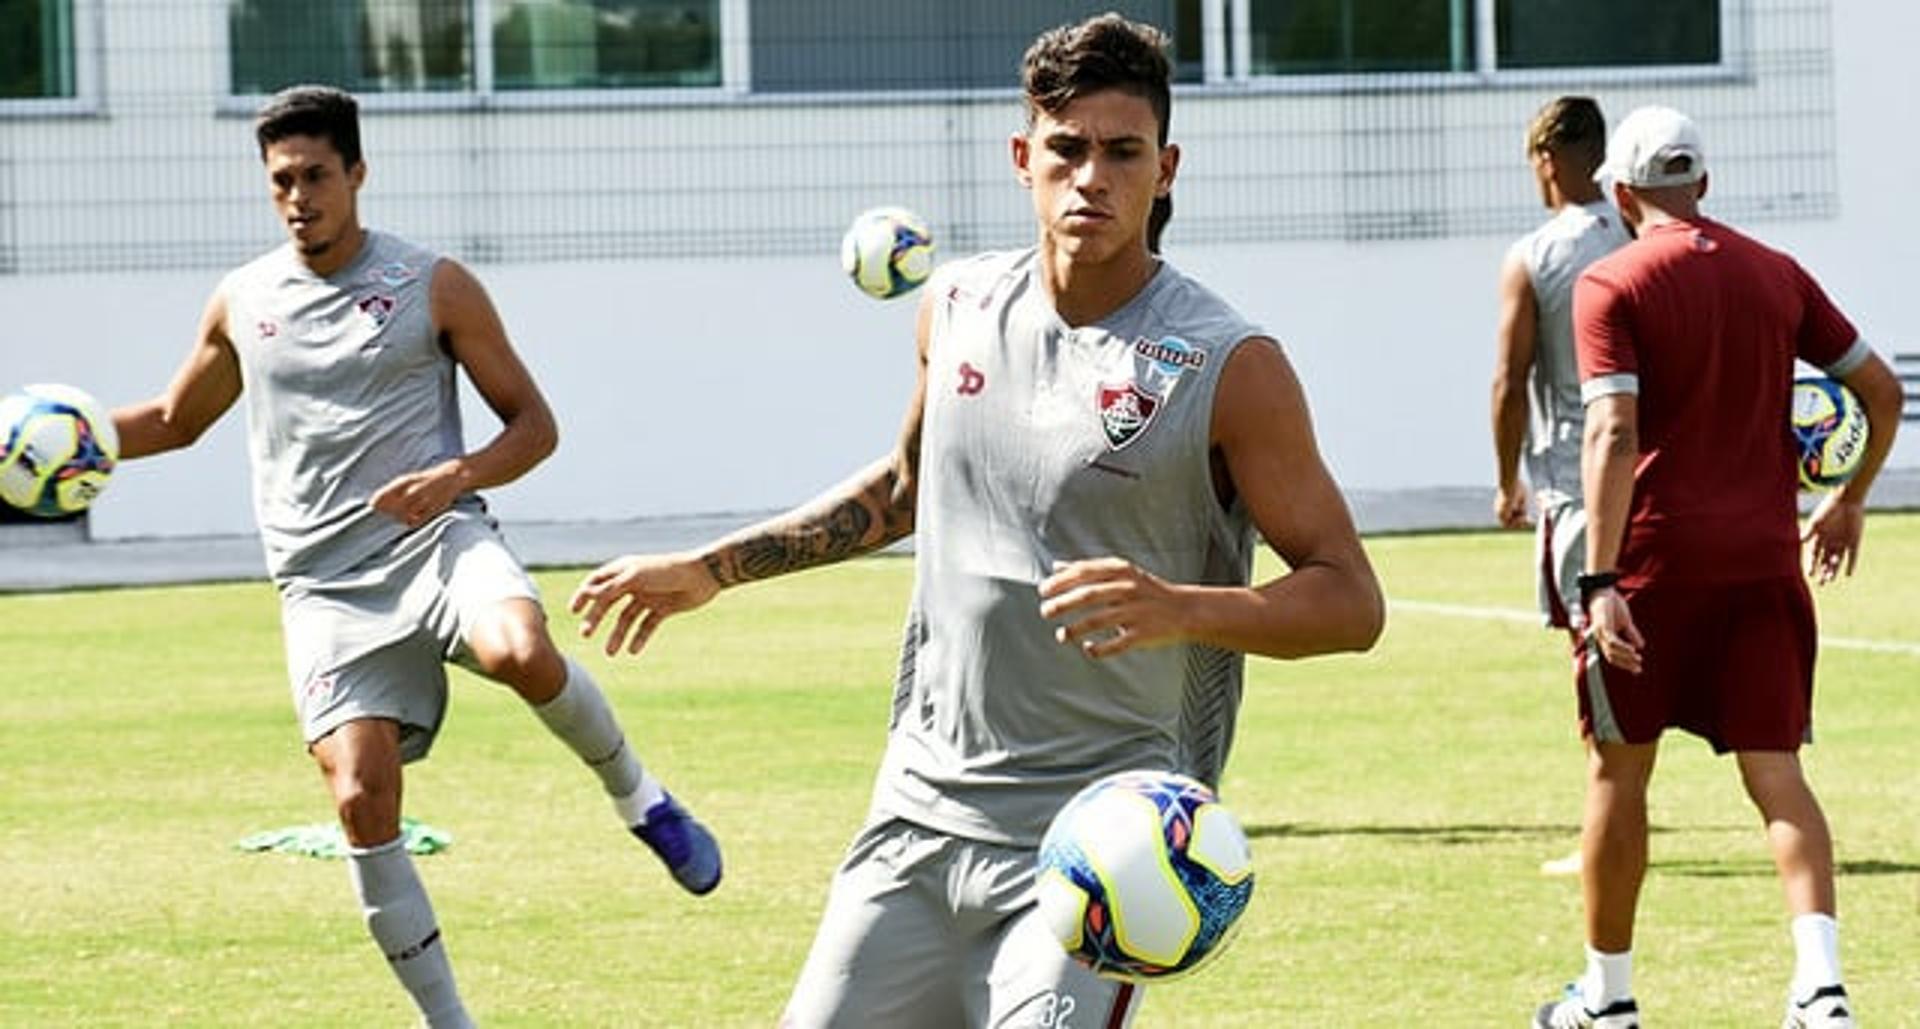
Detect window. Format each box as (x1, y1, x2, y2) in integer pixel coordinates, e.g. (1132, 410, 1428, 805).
(494, 1, 720, 90)
(1210, 0, 1730, 83)
(229, 1, 471, 95)
(1248, 0, 1469, 76)
(1, 0, 77, 99)
(1496, 0, 1719, 69)
(228, 0, 726, 99)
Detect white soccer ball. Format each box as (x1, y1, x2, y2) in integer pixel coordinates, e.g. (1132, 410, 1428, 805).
(840, 206, 934, 300)
(1035, 770, 1255, 982)
(0, 383, 119, 518)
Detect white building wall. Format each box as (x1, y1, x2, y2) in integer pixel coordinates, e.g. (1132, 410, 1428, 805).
(1, 1, 1914, 542)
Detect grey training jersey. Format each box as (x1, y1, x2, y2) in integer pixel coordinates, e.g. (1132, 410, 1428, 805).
(872, 249, 1263, 847)
(1506, 201, 1629, 503)
(221, 232, 466, 585)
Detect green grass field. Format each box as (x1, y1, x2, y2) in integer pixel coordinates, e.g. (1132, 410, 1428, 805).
(3, 516, 1917, 1027)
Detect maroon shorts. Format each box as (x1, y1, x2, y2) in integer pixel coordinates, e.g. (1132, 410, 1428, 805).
(1574, 576, 1817, 752)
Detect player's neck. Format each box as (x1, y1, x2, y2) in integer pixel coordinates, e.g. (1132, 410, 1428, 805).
(298, 223, 368, 278)
(1549, 181, 1604, 211)
(1037, 240, 1159, 328)
(1634, 202, 1702, 233)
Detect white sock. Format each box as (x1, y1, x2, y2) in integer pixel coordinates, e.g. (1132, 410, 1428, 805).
(348, 837, 472, 1028)
(615, 775, 669, 826)
(532, 658, 662, 826)
(1790, 912, 1843, 999)
(1581, 946, 1633, 1008)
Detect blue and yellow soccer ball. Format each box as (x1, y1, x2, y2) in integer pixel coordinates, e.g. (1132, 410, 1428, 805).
(1036, 770, 1255, 983)
(0, 383, 119, 518)
(1791, 376, 1868, 491)
(840, 206, 934, 300)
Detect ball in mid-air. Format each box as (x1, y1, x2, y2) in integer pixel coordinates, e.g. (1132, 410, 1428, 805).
(1035, 769, 1255, 983)
(1791, 376, 1868, 491)
(0, 383, 119, 518)
(840, 206, 934, 300)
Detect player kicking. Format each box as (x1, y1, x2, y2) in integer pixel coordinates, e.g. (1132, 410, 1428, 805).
(1490, 96, 1629, 877)
(572, 14, 1383, 1027)
(1532, 105, 1902, 1029)
(109, 85, 719, 1026)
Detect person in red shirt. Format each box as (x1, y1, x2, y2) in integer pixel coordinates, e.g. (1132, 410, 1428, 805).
(1531, 106, 1903, 1029)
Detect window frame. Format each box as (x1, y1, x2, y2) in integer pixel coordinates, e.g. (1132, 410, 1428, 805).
(1197, 0, 1747, 92)
(0, 0, 104, 118)
(212, 0, 1744, 112)
(218, 0, 751, 113)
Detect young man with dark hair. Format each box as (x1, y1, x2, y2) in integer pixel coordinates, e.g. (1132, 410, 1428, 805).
(1491, 95, 1630, 876)
(1533, 104, 1903, 1029)
(110, 84, 720, 1027)
(571, 14, 1383, 1027)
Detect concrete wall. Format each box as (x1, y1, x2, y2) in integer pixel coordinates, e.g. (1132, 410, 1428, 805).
(1, 1, 1914, 542)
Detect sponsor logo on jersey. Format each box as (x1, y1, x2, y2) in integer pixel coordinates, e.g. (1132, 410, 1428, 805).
(366, 261, 419, 288)
(1097, 381, 1159, 449)
(1134, 335, 1206, 373)
(256, 319, 281, 340)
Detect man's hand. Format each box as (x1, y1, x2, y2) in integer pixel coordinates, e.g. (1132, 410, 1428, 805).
(1803, 491, 1866, 586)
(570, 553, 721, 657)
(1586, 588, 1645, 674)
(1495, 481, 1533, 529)
(1038, 557, 1192, 659)
(370, 460, 469, 529)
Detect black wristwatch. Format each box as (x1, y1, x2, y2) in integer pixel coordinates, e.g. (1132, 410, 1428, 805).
(1576, 570, 1621, 604)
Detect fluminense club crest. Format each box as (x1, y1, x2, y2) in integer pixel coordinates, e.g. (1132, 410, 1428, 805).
(1097, 381, 1159, 449)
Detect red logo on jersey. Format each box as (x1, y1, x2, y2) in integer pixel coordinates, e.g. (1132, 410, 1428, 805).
(1097, 381, 1159, 449)
(257, 319, 280, 340)
(957, 362, 986, 396)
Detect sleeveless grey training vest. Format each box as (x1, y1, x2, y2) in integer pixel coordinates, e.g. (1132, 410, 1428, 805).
(221, 231, 462, 584)
(872, 249, 1263, 846)
(1507, 200, 1629, 504)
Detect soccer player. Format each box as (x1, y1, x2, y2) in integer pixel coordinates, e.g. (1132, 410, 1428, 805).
(109, 85, 721, 1027)
(1490, 96, 1630, 877)
(1532, 106, 1903, 1029)
(571, 13, 1384, 1027)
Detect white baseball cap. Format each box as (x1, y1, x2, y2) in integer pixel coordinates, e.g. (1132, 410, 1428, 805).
(1595, 105, 1706, 188)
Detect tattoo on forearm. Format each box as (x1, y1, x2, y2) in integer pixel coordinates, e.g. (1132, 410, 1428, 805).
(704, 464, 914, 587)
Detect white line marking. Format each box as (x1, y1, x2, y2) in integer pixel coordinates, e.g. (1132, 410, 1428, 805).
(1390, 599, 1920, 657)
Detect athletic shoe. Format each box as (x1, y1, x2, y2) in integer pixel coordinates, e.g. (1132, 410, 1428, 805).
(1540, 848, 1583, 877)
(1783, 985, 1853, 1029)
(1533, 984, 1640, 1028)
(631, 792, 722, 895)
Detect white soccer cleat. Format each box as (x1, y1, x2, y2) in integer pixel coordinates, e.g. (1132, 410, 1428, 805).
(1539, 848, 1583, 877)
(1532, 984, 1640, 1029)
(1783, 985, 1854, 1029)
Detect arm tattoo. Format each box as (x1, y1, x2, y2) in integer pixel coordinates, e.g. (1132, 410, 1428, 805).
(703, 459, 915, 587)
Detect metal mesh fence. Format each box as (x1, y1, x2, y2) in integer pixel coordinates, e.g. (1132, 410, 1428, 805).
(0, 0, 1836, 275)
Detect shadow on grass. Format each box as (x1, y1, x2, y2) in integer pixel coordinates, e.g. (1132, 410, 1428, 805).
(1654, 857, 1920, 879)
(1245, 822, 1750, 845)
(1247, 822, 1576, 845)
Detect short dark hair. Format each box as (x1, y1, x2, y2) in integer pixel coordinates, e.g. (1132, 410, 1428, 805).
(254, 85, 362, 168)
(1526, 96, 1605, 176)
(1022, 13, 1172, 147)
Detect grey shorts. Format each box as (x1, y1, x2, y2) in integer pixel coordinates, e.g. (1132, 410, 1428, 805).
(283, 510, 539, 763)
(782, 818, 1142, 1029)
(1535, 495, 1586, 632)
